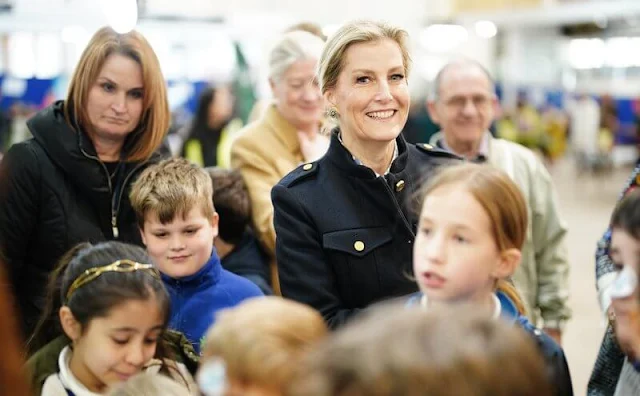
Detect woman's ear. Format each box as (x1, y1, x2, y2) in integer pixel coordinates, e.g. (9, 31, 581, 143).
(324, 89, 336, 109)
(493, 248, 521, 279)
(269, 78, 278, 99)
(59, 306, 82, 342)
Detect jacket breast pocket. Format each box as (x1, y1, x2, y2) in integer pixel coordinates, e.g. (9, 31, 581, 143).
(322, 227, 393, 307)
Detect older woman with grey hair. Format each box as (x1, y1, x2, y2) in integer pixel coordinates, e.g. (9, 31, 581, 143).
(230, 31, 328, 294)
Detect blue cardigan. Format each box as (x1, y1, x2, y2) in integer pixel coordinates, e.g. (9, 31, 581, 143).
(162, 252, 263, 353)
(407, 291, 573, 396)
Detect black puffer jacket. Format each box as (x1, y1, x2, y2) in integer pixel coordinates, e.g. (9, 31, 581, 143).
(0, 101, 166, 338)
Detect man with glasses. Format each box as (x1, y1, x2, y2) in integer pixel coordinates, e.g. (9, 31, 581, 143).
(427, 59, 571, 345)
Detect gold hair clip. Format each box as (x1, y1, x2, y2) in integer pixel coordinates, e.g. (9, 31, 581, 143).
(66, 259, 160, 301)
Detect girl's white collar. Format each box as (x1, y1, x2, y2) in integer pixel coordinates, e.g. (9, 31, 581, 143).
(420, 294, 501, 319)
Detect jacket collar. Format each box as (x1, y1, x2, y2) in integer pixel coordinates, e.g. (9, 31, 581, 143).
(263, 103, 301, 157)
(496, 290, 519, 322)
(27, 101, 159, 195)
(161, 251, 222, 287)
(325, 128, 409, 178)
(429, 131, 491, 162)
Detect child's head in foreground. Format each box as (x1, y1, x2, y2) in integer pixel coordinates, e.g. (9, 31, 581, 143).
(288, 304, 552, 396)
(413, 163, 528, 313)
(130, 157, 220, 278)
(198, 297, 328, 396)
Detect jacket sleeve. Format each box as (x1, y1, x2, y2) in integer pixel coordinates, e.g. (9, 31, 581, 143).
(595, 165, 640, 313)
(518, 317, 573, 396)
(550, 342, 574, 396)
(0, 142, 41, 286)
(272, 184, 360, 328)
(231, 138, 280, 257)
(530, 160, 571, 329)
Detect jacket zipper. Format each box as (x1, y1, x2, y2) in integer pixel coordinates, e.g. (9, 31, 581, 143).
(80, 148, 117, 237)
(80, 148, 148, 239)
(379, 177, 415, 237)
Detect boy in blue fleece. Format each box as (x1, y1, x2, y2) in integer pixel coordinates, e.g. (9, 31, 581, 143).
(130, 158, 263, 353)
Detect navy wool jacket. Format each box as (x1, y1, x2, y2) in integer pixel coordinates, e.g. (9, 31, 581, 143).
(272, 130, 458, 329)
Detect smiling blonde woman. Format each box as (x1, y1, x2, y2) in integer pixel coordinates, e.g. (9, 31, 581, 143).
(271, 20, 459, 328)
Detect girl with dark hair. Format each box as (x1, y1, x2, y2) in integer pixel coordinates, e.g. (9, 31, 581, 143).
(27, 241, 197, 395)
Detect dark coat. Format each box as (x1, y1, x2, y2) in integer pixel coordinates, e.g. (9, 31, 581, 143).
(272, 130, 458, 329)
(0, 101, 166, 338)
(221, 230, 273, 295)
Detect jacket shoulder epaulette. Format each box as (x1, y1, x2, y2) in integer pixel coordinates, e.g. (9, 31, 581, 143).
(279, 161, 320, 188)
(414, 143, 462, 160)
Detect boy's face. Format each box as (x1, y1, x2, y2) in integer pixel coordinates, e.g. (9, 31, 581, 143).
(610, 228, 640, 359)
(141, 206, 219, 279)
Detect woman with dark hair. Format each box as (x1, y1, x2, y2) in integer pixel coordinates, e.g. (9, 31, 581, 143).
(177, 85, 237, 168)
(0, 26, 170, 340)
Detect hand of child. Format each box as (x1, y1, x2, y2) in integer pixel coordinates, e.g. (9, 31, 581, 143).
(298, 131, 329, 163)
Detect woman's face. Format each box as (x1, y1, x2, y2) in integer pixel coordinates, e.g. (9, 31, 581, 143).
(86, 53, 144, 144)
(271, 58, 323, 131)
(325, 39, 409, 144)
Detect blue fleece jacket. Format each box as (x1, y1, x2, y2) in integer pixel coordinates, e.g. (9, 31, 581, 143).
(406, 291, 573, 396)
(162, 252, 263, 354)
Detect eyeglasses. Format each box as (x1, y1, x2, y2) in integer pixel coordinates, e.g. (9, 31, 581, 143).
(444, 95, 493, 110)
(66, 259, 160, 301)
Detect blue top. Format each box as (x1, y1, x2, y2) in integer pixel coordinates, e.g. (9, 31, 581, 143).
(161, 251, 264, 354)
(406, 291, 573, 396)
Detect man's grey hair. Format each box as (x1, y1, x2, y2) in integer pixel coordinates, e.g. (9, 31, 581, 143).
(428, 59, 496, 102)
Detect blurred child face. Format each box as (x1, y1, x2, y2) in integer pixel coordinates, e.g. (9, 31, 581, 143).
(609, 228, 640, 359)
(62, 298, 164, 393)
(413, 184, 515, 307)
(141, 206, 219, 278)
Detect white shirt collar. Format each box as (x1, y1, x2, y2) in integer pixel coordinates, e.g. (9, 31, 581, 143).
(57, 345, 102, 396)
(337, 132, 399, 177)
